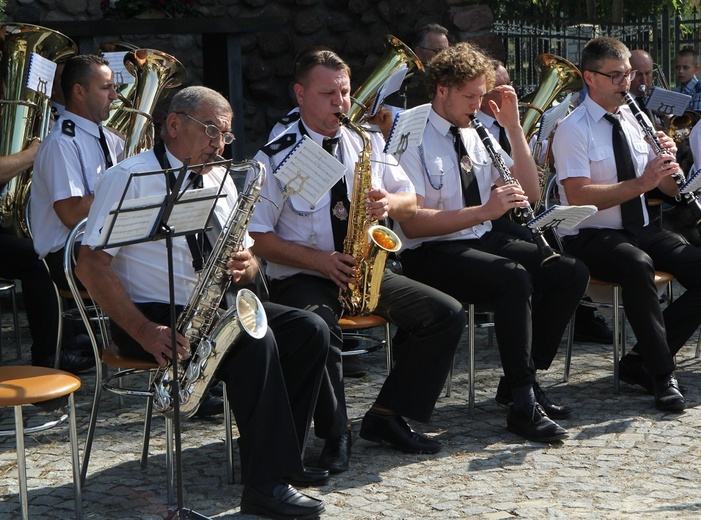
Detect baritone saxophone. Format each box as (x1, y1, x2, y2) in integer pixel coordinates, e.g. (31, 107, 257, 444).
(151, 159, 268, 418)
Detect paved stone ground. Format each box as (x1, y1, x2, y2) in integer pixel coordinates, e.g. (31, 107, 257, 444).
(1, 287, 701, 519)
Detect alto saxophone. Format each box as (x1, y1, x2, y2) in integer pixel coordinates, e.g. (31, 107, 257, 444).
(152, 160, 268, 418)
(338, 114, 402, 316)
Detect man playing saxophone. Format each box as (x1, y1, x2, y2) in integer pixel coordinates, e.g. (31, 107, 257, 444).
(76, 86, 328, 519)
(396, 42, 589, 442)
(249, 47, 465, 471)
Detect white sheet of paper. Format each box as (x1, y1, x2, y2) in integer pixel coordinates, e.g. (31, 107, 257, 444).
(646, 87, 692, 117)
(528, 204, 597, 230)
(384, 103, 431, 156)
(101, 51, 136, 87)
(25, 53, 56, 96)
(681, 168, 701, 194)
(273, 136, 346, 206)
(97, 187, 220, 247)
(536, 93, 573, 142)
(369, 65, 408, 116)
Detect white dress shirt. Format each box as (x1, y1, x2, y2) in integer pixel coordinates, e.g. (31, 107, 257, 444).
(552, 94, 655, 236)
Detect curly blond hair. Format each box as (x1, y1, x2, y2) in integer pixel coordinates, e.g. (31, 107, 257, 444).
(426, 42, 495, 97)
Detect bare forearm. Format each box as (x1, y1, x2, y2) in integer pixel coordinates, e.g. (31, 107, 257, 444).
(0, 147, 37, 184)
(400, 206, 490, 239)
(386, 192, 417, 222)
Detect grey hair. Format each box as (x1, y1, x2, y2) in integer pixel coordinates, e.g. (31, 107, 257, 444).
(162, 86, 232, 138)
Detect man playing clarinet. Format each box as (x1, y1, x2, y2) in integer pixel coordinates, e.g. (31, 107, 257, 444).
(552, 37, 701, 412)
(396, 42, 589, 442)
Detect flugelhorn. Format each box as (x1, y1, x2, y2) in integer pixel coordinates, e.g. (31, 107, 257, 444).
(346, 35, 423, 124)
(0, 23, 78, 236)
(106, 49, 186, 158)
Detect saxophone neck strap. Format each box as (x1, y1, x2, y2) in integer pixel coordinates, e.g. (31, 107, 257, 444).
(154, 140, 206, 272)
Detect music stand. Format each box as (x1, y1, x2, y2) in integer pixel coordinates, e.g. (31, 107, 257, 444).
(96, 158, 230, 519)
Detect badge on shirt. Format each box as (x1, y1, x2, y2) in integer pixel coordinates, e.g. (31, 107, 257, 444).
(460, 154, 473, 174)
(332, 201, 348, 221)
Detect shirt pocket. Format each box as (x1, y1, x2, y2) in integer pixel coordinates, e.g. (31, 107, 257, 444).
(427, 156, 447, 189)
(632, 141, 650, 172)
(471, 147, 491, 169)
(588, 144, 613, 163)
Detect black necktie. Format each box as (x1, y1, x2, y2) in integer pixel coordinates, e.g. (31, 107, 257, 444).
(494, 121, 512, 155)
(98, 126, 114, 169)
(450, 126, 481, 207)
(603, 113, 644, 233)
(324, 137, 349, 252)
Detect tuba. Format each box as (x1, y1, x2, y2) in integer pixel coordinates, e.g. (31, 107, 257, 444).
(338, 115, 402, 316)
(152, 159, 268, 418)
(346, 35, 423, 124)
(520, 54, 583, 141)
(0, 23, 77, 236)
(106, 49, 186, 158)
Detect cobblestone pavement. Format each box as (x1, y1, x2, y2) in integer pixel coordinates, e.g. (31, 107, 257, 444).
(1, 289, 701, 519)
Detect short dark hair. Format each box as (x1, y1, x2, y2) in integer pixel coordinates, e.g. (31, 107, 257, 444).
(412, 23, 450, 49)
(426, 41, 494, 96)
(677, 47, 700, 66)
(61, 54, 110, 104)
(294, 47, 351, 85)
(580, 37, 630, 73)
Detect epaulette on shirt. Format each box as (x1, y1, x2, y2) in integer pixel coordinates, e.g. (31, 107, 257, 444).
(261, 133, 297, 157)
(278, 111, 300, 126)
(62, 119, 75, 137)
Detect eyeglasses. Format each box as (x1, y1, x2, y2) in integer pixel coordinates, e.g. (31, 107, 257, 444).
(178, 113, 235, 144)
(589, 69, 637, 85)
(417, 45, 446, 56)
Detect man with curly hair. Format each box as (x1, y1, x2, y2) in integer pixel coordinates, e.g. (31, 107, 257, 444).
(396, 42, 589, 442)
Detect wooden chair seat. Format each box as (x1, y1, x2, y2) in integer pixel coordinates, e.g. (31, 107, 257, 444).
(338, 314, 392, 375)
(102, 343, 160, 370)
(0, 366, 82, 519)
(338, 314, 387, 330)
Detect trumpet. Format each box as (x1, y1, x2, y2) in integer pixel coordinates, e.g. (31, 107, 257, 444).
(470, 115, 560, 267)
(623, 92, 701, 226)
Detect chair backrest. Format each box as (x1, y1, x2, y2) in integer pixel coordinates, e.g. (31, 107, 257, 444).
(64, 218, 111, 359)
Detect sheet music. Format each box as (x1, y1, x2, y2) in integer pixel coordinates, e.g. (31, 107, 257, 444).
(25, 53, 56, 97)
(536, 93, 573, 142)
(646, 87, 691, 117)
(273, 136, 346, 205)
(97, 194, 164, 247)
(681, 168, 701, 194)
(384, 103, 431, 156)
(528, 204, 597, 230)
(369, 65, 408, 116)
(102, 51, 136, 87)
(96, 187, 220, 247)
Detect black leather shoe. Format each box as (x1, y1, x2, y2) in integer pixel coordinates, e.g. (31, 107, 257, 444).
(359, 410, 441, 454)
(573, 312, 613, 344)
(653, 373, 686, 412)
(506, 403, 568, 443)
(284, 466, 329, 488)
(619, 355, 654, 394)
(532, 382, 573, 419)
(240, 482, 324, 520)
(33, 350, 95, 375)
(317, 429, 351, 473)
(342, 355, 367, 378)
(495, 378, 573, 419)
(193, 394, 224, 418)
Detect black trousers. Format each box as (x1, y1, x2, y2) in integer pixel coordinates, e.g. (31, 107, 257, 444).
(564, 226, 701, 377)
(0, 231, 59, 360)
(400, 231, 589, 390)
(270, 270, 465, 439)
(111, 300, 328, 486)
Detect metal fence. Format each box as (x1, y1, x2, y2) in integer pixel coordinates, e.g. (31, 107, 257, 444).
(494, 7, 701, 97)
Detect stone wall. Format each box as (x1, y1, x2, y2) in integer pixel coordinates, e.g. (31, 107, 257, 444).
(5, 0, 500, 156)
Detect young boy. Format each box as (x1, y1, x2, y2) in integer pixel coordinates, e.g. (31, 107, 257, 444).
(673, 47, 701, 111)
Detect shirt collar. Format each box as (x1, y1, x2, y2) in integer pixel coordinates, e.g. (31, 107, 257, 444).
(63, 110, 103, 138)
(475, 110, 496, 127)
(428, 106, 457, 138)
(297, 118, 342, 146)
(582, 93, 620, 123)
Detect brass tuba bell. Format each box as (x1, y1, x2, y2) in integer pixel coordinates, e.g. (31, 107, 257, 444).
(346, 35, 423, 123)
(0, 23, 78, 237)
(106, 48, 187, 158)
(667, 110, 701, 147)
(519, 53, 583, 141)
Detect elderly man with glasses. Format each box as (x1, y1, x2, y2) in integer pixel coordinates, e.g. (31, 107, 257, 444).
(552, 37, 701, 413)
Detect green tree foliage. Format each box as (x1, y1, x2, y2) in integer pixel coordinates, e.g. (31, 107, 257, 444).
(0, 0, 6, 23)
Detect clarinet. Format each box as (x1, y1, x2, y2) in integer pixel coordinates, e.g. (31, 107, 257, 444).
(469, 115, 560, 267)
(623, 92, 701, 225)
